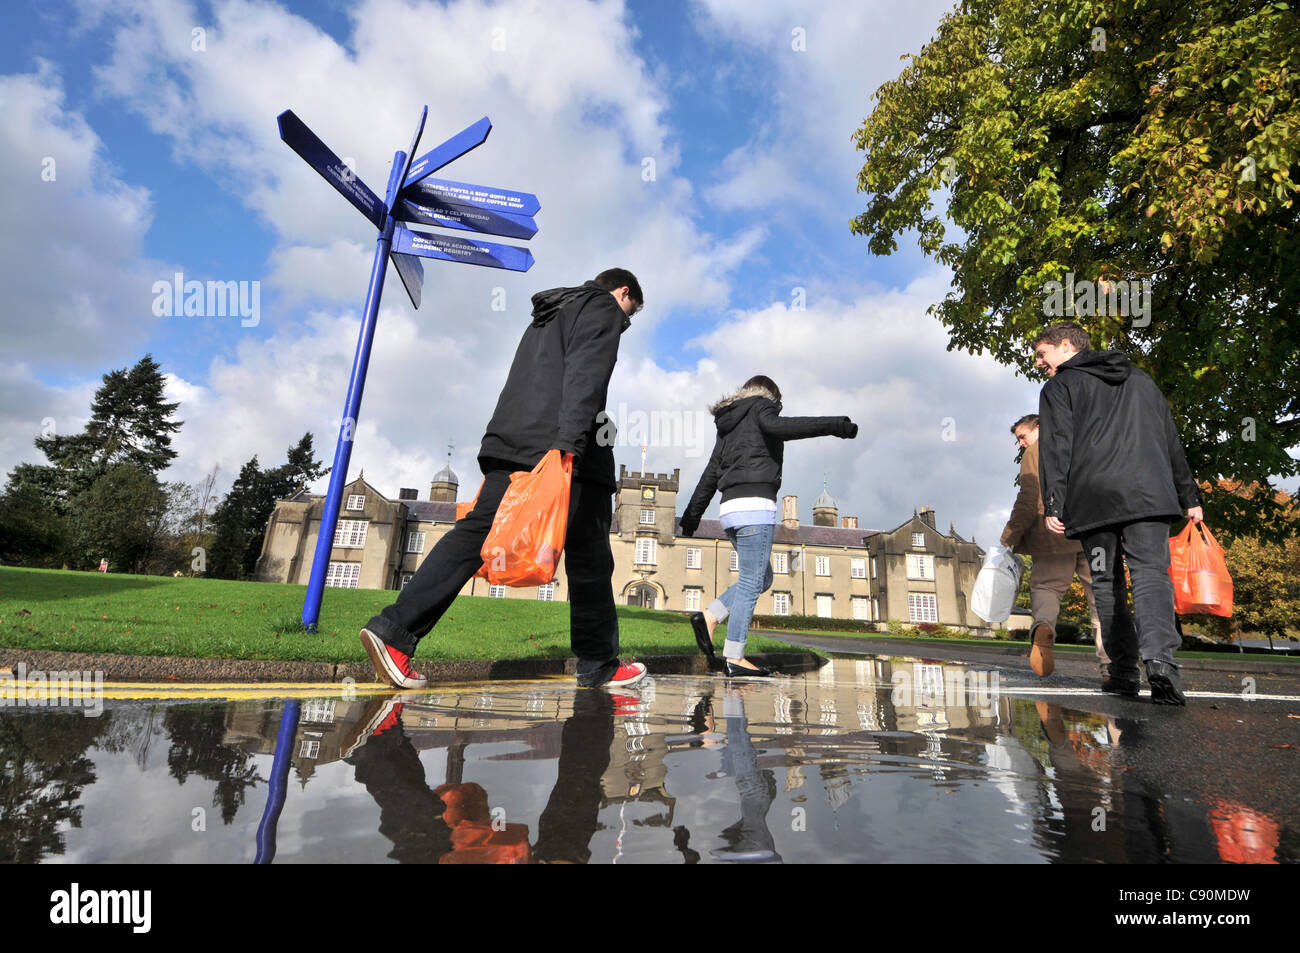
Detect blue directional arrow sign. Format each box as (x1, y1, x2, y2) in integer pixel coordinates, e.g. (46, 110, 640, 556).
(277, 110, 386, 230)
(402, 176, 541, 217)
(389, 106, 428, 214)
(403, 116, 492, 189)
(395, 197, 538, 240)
(393, 224, 535, 272)
(390, 252, 424, 310)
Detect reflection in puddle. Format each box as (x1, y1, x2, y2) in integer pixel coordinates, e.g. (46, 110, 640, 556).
(0, 657, 1290, 863)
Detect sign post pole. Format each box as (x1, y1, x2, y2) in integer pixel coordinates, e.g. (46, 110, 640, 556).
(278, 106, 537, 633)
(301, 151, 406, 631)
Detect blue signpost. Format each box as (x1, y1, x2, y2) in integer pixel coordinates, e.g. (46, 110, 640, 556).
(278, 106, 540, 632)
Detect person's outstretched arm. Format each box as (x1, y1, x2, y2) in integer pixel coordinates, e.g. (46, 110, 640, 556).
(754, 404, 857, 441)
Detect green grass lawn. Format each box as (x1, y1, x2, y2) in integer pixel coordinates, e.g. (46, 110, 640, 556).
(0, 566, 802, 663)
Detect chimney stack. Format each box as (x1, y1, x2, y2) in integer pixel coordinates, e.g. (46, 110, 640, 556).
(782, 495, 799, 530)
(841, 516, 858, 529)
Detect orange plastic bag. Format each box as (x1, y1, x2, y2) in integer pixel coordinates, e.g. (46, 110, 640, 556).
(455, 485, 482, 521)
(1168, 521, 1233, 617)
(478, 450, 572, 586)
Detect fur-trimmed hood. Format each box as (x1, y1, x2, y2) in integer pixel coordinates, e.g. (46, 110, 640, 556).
(709, 384, 780, 435)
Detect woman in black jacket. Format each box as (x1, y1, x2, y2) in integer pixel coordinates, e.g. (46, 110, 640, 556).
(679, 376, 857, 676)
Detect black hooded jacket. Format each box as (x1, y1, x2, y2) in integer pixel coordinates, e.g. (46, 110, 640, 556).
(1038, 349, 1201, 537)
(478, 282, 625, 488)
(680, 385, 855, 531)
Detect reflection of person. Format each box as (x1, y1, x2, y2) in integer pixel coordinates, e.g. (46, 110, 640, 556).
(999, 414, 1106, 678)
(680, 376, 857, 676)
(361, 270, 648, 690)
(1033, 322, 1203, 704)
(533, 689, 615, 863)
(711, 685, 781, 862)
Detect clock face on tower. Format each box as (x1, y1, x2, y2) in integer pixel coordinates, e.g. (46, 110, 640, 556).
(641, 486, 655, 501)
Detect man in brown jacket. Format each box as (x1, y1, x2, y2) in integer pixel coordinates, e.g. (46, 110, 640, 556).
(1000, 414, 1107, 677)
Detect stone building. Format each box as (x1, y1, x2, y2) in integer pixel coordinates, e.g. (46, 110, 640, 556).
(255, 465, 990, 631)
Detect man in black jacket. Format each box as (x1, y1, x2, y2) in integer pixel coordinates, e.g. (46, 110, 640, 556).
(1033, 322, 1203, 705)
(361, 268, 647, 690)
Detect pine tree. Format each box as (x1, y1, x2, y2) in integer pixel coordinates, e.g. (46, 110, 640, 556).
(9, 354, 183, 515)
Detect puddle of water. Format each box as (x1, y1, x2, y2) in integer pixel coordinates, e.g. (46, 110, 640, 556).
(0, 657, 1292, 863)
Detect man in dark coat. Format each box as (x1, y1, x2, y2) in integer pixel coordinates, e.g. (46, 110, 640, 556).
(361, 268, 647, 690)
(1033, 321, 1203, 704)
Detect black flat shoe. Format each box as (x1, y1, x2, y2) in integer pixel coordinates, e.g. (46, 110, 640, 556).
(723, 658, 776, 678)
(690, 612, 723, 671)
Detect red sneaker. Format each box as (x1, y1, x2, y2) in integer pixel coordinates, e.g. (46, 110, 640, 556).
(605, 661, 647, 688)
(361, 628, 428, 689)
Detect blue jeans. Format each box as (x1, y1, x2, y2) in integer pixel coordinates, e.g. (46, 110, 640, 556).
(707, 523, 775, 659)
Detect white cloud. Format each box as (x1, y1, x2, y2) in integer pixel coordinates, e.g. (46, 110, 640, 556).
(0, 63, 166, 366)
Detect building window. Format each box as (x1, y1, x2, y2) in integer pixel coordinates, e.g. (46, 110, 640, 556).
(298, 739, 320, 759)
(635, 538, 657, 565)
(401, 573, 413, 588)
(489, 585, 506, 599)
(908, 593, 938, 623)
(852, 596, 869, 620)
(301, 700, 336, 724)
(730, 549, 739, 572)
(850, 557, 866, 579)
(639, 508, 656, 525)
(815, 555, 830, 576)
(333, 519, 367, 548)
(911, 532, 925, 549)
(872, 597, 880, 621)
(773, 592, 791, 616)
(537, 583, 555, 601)
(325, 561, 360, 588)
(772, 552, 788, 574)
(407, 531, 426, 554)
(684, 588, 701, 611)
(870, 556, 877, 579)
(686, 547, 702, 569)
(346, 494, 365, 511)
(906, 553, 935, 580)
(816, 594, 833, 618)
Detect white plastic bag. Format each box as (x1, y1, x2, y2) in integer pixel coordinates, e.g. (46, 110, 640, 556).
(971, 544, 1025, 623)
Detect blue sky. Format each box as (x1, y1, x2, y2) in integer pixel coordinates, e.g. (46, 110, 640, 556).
(2, 0, 1170, 546)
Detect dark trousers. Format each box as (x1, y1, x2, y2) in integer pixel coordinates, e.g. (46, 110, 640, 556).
(1078, 519, 1180, 675)
(364, 467, 620, 684)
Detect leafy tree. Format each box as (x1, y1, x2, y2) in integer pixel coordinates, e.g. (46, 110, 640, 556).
(1180, 483, 1300, 644)
(64, 464, 169, 573)
(207, 434, 328, 580)
(852, 0, 1299, 542)
(0, 481, 67, 565)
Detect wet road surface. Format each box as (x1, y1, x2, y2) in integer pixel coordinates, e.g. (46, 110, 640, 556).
(1, 654, 1296, 863)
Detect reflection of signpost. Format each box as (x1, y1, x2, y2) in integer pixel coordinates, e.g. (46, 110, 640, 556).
(279, 106, 541, 631)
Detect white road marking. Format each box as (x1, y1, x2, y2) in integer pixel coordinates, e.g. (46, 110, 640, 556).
(996, 685, 1300, 702)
